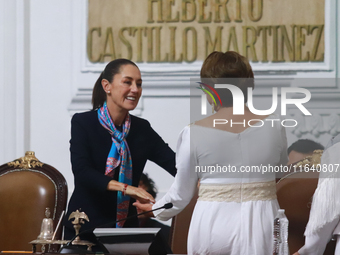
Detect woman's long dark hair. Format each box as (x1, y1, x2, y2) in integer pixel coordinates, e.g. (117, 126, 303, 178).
(92, 59, 138, 110)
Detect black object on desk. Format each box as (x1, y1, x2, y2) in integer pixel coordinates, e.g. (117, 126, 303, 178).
(94, 228, 172, 255)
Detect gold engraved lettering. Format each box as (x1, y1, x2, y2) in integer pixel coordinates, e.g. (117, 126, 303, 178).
(183, 27, 197, 62)
(198, 0, 212, 23)
(101, 27, 116, 62)
(310, 25, 324, 61)
(295, 25, 310, 62)
(214, 0, 230, 23)
(131, 27, 144, 62)
(248, 0, 263, 22)
(155, 27, 169, 62)
(119, 27, 133, 60)
(145, 27, 155, 62)
(165, 0, 180, 22)
(204, 26, 223, 56)
(272, 26, 281, 62)
(235, 0, 242, 22)
(148, 0, 164, 23)
(243, 26, 258, 62)
(169, 26, 183, 62)
(87, 27, 102, 63)
(257, 26, 271, 62)
(226, 26, 239, 52)
(280, 25, 295, 62)
(182, 0, 197, 22)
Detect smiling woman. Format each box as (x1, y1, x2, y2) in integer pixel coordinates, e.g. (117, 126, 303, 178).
(101, 64, 142, 118)
(63, 59, 176, 248)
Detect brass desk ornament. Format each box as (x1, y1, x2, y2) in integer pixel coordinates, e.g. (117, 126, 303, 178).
(37, 207, 54, 240)
(68, 209, 92, 246)
(30, 209, 68, 252)
(57, 209, 95, 253)
(30, 209, 95, 252)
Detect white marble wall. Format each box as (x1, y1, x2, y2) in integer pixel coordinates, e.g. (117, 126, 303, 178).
(0, 0, 27, 164)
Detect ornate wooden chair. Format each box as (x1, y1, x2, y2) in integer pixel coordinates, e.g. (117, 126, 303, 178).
(0, 151, 68, 252)
(276, 150, 336, 254)
(168, 188, 198, 254)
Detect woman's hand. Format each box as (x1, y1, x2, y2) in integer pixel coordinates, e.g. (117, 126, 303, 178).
(133, 200, 154, 218)
(292, 252, 300, 255)
(107, 180, 155, 204)
(124, 185, 156, 204)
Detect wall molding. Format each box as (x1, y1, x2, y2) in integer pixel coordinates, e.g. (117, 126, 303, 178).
(0, 0, 29, 163)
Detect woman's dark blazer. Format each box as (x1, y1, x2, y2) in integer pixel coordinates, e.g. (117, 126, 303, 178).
(64, 110, 176, 237)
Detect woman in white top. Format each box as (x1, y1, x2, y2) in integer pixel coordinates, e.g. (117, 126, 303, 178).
(293, 139, 340, 255)
(134, 51, 288, 255)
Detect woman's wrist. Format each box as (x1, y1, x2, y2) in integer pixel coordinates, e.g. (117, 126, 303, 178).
(122, 183, 128, 196)
(107, 180, 127, 192)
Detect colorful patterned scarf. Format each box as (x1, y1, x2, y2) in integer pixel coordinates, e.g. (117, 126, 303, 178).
(97, 102, 132, 228)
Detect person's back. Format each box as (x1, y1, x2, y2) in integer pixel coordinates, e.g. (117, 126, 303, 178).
(192, 113, 286, 183)
(135, 51, 288, 255)
(186, 111, 287, 254)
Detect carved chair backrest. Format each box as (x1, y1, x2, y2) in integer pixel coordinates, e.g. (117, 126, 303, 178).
(0, 152, 68, 252)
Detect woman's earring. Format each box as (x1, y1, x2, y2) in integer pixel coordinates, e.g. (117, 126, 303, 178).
(106, 91, 110, 93)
